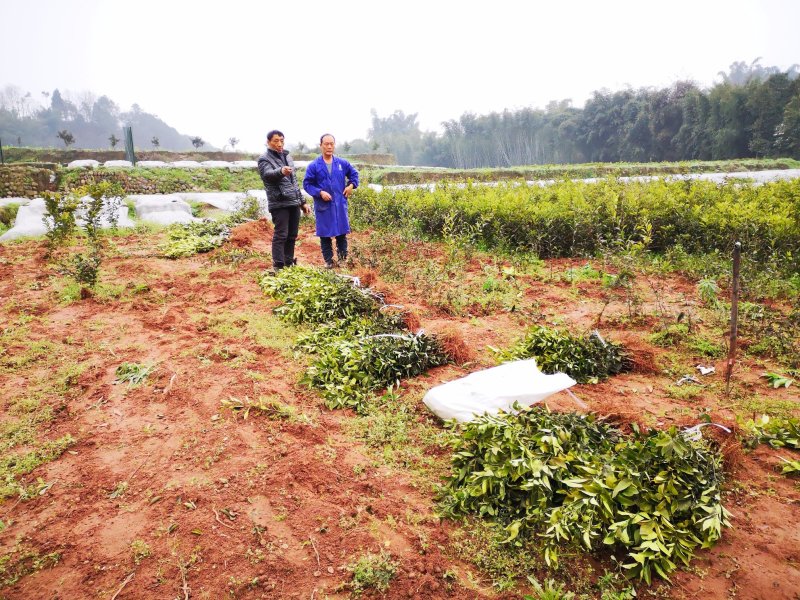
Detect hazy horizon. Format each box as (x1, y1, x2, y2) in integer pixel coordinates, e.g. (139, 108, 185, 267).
(2, 0, 799, 152)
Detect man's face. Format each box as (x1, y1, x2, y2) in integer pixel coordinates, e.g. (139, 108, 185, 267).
(268, 135, 285, 152)
(320, 135, 335, 158)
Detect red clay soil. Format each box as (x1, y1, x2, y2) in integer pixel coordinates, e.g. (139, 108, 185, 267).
(0, 222, 798, 599)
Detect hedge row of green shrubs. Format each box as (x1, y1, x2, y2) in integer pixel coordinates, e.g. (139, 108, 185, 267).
(351, 178, 800, 271)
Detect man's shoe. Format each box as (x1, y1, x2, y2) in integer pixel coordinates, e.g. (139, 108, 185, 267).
(324, 261, 335, 269)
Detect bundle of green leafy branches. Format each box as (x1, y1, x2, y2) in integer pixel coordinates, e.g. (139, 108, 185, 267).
(294, 314, 407, 354)
(159, 194, 264, 259)
(259, 267, 381, 324)
(439, 406, 730, 584)
(304, 333, 449, 411)
(740, 414, 800, 450)
(261, 266, 449, 411)
(493, 326, 632, 383)
(160, 219, 231, 258)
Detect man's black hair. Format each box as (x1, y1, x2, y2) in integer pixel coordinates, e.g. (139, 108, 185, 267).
(267, 130, 284, 141)
(320, 133, 335, 144)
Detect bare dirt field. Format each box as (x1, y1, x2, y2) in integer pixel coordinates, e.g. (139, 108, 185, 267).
(0, 220, 798, 599)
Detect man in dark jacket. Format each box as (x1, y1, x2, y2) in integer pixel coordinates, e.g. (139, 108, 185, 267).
(257, 130, 310, 272)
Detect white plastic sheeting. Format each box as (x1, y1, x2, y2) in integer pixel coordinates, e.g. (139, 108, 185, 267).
(170, 161, 203, 169)
(175, 191, 267, 213)
(129, 194, 199, 225)
(0, 196, 134, 241)
(200, 160, 234, 168)
(0, 198, 30, 208)
(103, 160, 133, 168)
(0, 199, 49, 239)
(67, 160, 100, 169)
(137, 161, 169, 168)
(422, 359, 576, 423)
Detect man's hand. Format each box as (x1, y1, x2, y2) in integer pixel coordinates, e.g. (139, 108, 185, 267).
(301, 203, 311, 215)
(320, 191, 332, 201)
(343, 184, 354, 199)
(281, 166, 293, 176)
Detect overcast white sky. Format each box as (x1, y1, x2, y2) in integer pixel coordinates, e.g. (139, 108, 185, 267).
(2, 0, 799, 152)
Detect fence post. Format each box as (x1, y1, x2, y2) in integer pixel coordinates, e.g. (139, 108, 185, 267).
(0, 138, 4, 164)
(123, 127, 136, 166)
(724, 241, 742, 395)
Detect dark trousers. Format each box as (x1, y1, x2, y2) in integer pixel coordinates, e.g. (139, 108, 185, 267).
(320, 235, 348, 263)
(270, 206, 301, 269)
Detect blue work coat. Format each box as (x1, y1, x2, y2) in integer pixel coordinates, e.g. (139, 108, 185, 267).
(303, 155, 359, 237)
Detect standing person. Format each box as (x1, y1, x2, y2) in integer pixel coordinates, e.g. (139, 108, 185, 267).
(257, 130, 311, 273)
(303, 133, 359, 269)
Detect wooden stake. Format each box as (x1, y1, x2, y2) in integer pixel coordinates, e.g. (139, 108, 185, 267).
(725, 242, 742, 395)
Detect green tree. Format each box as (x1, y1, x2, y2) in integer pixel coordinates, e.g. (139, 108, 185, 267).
(747, 73, 795, 157)
(108, 134, 119, 149)
(57, 129, 75, 147)
(190, 136, 204, 149)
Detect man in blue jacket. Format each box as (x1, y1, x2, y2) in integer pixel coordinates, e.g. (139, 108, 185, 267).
(257, 130, 310, 273)
(303, 134, 359, 269)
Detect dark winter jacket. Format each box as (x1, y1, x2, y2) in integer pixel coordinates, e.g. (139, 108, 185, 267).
(257, 149, 307, 211)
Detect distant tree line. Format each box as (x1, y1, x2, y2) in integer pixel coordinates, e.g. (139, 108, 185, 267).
(359, 60, 800, 167)
(0, 87, 213, 151)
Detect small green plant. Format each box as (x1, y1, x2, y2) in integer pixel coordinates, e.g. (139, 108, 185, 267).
(780, 457, 800, 476)
(525, 578, 576, 600)
(347, 549, 398, 596)
(108, 481, 129, 499)
(229, 193, 265, 222)
(220, 396, 312, 424)
(761, 372, 794, 388)
(740, 414, 800, 450)
(697, 278, 721, 308)
(648, 323, 689, 347)
(130, 540, 151, 564)
(114, 362, 155, 387)
(43, 182, 124, 291)
(41, 191, 79, 255)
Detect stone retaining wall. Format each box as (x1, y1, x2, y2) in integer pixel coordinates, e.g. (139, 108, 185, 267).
(0, 165, 59, 198)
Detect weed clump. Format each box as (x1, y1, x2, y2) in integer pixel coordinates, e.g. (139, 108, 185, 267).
(345, 549, 398, 596)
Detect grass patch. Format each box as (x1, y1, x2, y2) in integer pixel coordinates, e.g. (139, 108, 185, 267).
(114, 362, 155, 387)
(0, 434, 75, 499)
(220, 395, 313, 425)
(449, 518, 544, 592)
(344, 387, 446, 475)
(0, 543, 60, 588)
